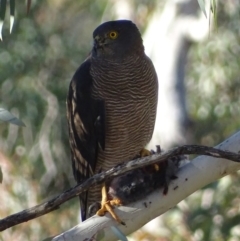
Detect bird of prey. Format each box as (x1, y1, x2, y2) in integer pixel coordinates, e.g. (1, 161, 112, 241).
(67, 20, 158, 222)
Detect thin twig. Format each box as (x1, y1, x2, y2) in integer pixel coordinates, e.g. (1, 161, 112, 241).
(0, 144, 240, 231)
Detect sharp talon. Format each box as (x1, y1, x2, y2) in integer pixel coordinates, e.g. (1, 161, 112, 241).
(97, 184, 124, 224)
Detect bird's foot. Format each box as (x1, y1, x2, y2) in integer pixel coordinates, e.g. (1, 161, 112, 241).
(140, 148, 159, 171)
(96, 199, 124, 224)
(96, 184, 125, 225)
(139, 148, 151, 157)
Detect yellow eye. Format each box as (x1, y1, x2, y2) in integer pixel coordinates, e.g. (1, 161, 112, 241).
(109, 31, 118, 39)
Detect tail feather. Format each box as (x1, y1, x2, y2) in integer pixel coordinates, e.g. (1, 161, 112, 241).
(79, 191, 88, 222)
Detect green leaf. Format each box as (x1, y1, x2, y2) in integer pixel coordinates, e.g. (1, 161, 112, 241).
(9, 0, 15, 33)
(0, 0, 7, 21)
(0, 21, 3, 40)
(210, 0, 218, 29)
(0, 108, 25, 127)
(0, 0, 7, 40)
(197, 0, 207, 18)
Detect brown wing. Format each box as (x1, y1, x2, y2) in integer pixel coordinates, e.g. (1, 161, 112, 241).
(66, 58, 105, 221)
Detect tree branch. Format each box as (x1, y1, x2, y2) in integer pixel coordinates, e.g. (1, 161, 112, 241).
(0, 131, 240, 235)
(52, 131, 240, 241)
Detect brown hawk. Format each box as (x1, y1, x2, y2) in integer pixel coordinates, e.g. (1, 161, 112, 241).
(67, 20, 158, 221)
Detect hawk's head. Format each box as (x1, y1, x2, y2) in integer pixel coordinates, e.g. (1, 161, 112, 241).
(92, 20, 144, 60)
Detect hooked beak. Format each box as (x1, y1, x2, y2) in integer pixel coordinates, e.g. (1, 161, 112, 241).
(94, 35, 105, 50)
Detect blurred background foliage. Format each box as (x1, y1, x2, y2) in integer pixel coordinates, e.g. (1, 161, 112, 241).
(187, 0, 240, 147)
(0, 0, 240, 241)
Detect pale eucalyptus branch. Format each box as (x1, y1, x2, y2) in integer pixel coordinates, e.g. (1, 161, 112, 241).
(0, 132, 240, 235)
(52, 131, 240, 241)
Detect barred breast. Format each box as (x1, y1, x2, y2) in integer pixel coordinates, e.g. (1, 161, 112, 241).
(87, 54, 158, 213)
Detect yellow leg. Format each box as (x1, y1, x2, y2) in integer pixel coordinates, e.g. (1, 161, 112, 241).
(96, 183, 125, 225)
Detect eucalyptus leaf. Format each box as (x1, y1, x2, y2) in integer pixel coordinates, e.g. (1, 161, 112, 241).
(197, 0, 207, 18)
(0, 0, 6, 40)
(9, 0, 15, 33)
(0, 20, 3, 40)
(211, 0, 218, 28)
(0, 0, 7, 22)
(0, 108, 25, 127)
